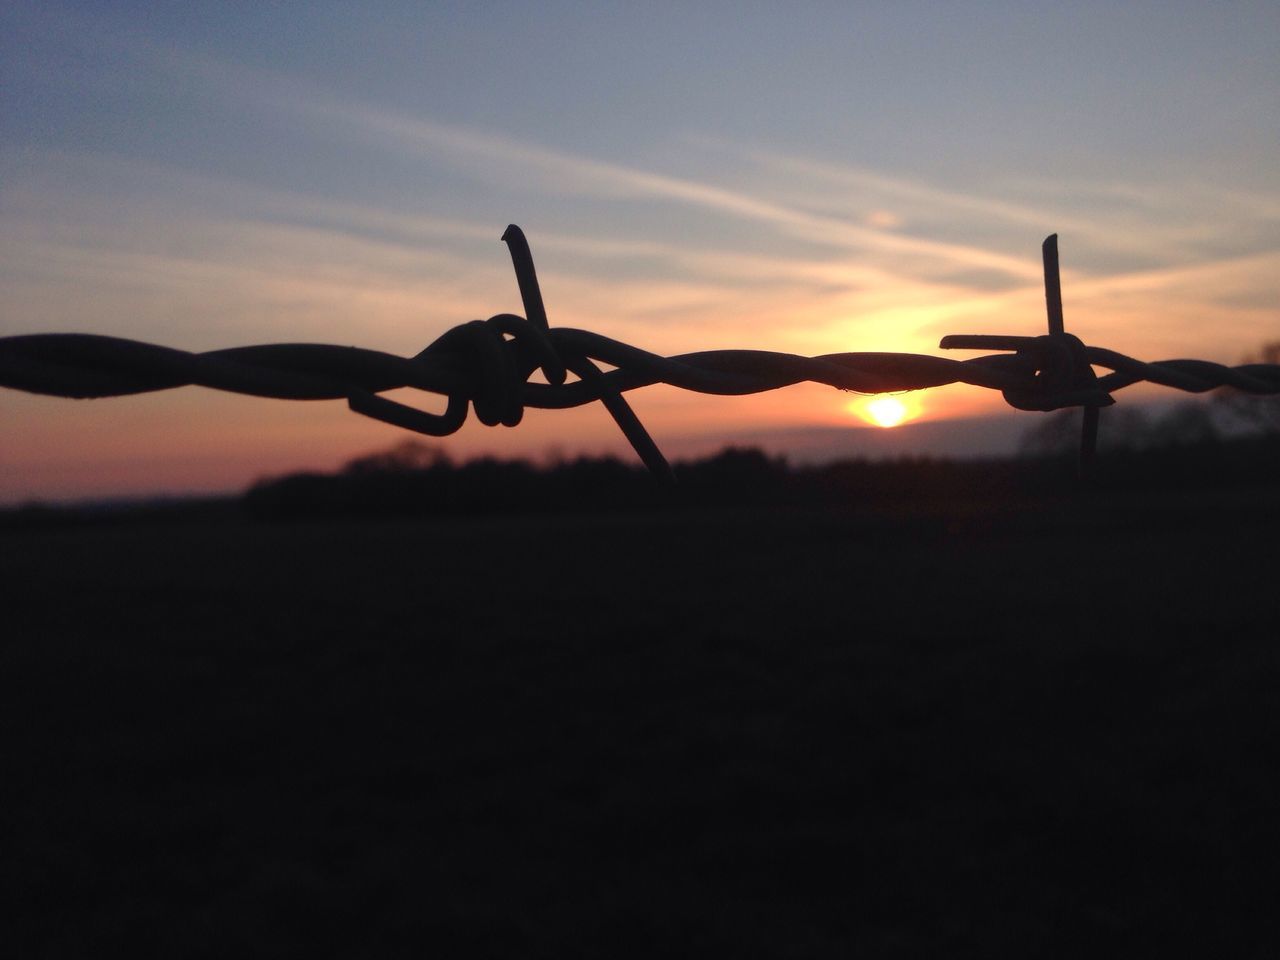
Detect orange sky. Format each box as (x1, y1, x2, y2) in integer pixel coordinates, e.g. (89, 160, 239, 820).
(2, 202, 1275, 502)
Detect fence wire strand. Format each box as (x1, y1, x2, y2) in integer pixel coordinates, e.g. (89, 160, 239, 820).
(2, 228, 1278, 479)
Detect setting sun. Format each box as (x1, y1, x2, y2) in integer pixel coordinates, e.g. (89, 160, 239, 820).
(866, 396, 907, 427)
(849, 394, 920, 428)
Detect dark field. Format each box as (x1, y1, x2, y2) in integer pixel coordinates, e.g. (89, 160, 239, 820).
(4, 485, 1280, 956)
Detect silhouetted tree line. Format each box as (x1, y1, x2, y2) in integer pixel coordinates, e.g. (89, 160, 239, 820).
(6, 403, 1277, 531)
(1215, 340, 1280, 436)
(241, 426, 1280, 521)
(1022, 402, 1222, 456)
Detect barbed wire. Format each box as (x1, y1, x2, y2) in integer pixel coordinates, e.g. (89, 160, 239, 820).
(2, 227, 1277, 481)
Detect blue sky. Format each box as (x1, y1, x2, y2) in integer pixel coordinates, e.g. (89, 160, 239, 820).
(2, 1, 1277, 500)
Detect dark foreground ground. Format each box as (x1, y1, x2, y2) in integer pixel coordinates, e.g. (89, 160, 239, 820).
(3, 483, 1280, 957)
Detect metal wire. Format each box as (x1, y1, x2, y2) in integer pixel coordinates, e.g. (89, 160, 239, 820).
(2, 228, 1278, 480)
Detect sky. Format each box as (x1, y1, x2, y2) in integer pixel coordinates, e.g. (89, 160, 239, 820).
(2, 1, 1277, 502)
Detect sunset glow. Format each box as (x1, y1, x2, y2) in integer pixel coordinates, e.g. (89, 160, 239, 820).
(850, 394, 922, 429)
(865, 396, 909, 428)
(2, 4, 1277, 502)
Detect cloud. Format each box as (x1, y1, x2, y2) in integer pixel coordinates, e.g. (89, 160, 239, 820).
(714, 144, 1239, 265)
(351, 107, 1049, 281)
(156, 48, 1046, 285)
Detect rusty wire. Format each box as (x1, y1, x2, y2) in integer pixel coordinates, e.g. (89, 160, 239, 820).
(2, 227, 1278, 481)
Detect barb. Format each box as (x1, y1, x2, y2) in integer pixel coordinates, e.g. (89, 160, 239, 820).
(944, 234, 1112, 477)
(2, 227, 1278, 478)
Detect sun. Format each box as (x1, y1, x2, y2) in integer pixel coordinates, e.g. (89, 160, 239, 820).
(865, 396, 908, 427)
(849, 394, 917, 428)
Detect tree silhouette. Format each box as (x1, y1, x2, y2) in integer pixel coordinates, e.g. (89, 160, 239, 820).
(1020, 406, 1154, 457)
(343, 439, 450, 474)
(1214, 340, 1280, 435)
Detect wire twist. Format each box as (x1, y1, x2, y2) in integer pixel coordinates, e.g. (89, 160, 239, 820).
(1, 228, 1277, 479)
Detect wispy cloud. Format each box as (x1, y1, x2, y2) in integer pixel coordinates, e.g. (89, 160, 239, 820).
(160, 48, 1047, 285)
(339, 107, 1049, 282)
(720, 144, 1181, 259)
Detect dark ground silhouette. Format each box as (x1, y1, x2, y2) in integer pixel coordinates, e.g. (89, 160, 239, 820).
(3, 440, 1280, 956)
